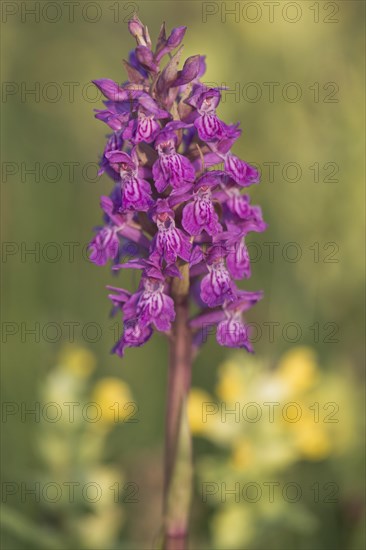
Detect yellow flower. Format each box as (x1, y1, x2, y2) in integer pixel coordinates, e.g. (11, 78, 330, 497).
(215, 360, 247, 402)
(287, 409, 332, 461)
(276, 347, 319, 394)
(231, 439, 254, 470)
(91, 377, 133, 426)
(59, 346, 96, 378)
(188, 388, 215, 435)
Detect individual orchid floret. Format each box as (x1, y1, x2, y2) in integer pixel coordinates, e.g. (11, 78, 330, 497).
(200, 247, 237, 307)
(190, 290, 263, 351)
(95, 104, 131, 132)
(100, 195, 151, 249)
(216, 307, 253, 351)
(98, 132, 124, 179)
(226, 236, 251, 280)
(105, 148, 153, 211)
(150, 199, 191, 265)
(88, 226, 119, 266)
(123, 95, 171, 143)
(182, 171, 223, 236)
(152, 130, 195, 193)
(107, 286, 153, 357)
(113, 318, 153, 357)
(124, 276, 176, 332)
(225, 203, 267, 235)
(224, 153, 260, 186)
(187, 87, 240, 143)
(221, 188, 251, 219)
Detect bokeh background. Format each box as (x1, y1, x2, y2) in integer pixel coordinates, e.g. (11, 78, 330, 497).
(1, 1, 365, 548)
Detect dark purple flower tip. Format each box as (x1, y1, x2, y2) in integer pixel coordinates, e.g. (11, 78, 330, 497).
(128, 15, 152, 49)
(93, 79, 142, 102)
(155, 26, 187, 63)
(128, 15, 144, 38)
(135, 45, 158, 72)
(167, 26, 187, 48)
(173, 55, 201, 87)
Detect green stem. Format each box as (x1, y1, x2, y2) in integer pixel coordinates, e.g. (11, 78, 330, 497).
(163, 289, 193, 550)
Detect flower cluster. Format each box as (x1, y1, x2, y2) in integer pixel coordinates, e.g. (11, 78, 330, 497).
(89, 16, 266, 357)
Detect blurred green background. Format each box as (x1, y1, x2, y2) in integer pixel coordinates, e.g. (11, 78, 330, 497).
(1, 1, 365, 548)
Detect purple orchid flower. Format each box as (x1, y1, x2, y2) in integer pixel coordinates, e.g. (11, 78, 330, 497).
(124, 276, 176, 331)
(105, 148, 153, 211)
(152, 130, 195, 193)
(190, 290, 263, 351)
(226, 237, 251, 280)
(88, 226, 119, 266)
(113, 319, 153, 357)
(187, 87, 241, 143)
(182, 171, 223, 236)
(200, 248, 237, 307)
(123, 94, 171, 144)
(90, 17, 266, 358)
(224, 153, 260, 187)
(150, 199, 191, 265)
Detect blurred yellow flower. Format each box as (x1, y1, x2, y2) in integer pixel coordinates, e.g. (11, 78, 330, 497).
(212, 504, 255, 549)
(91, 377, 133, 425)
(215, 360, 247, 402)
(231, 439, 254, 470)
(59, 346, 97, 378)
(276, 347, 319, 394)
(290, 411, 332, 461)
(187, 388, 214, 435)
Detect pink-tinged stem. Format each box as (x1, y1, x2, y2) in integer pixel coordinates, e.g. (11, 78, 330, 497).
(163, 292, 193, 550)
